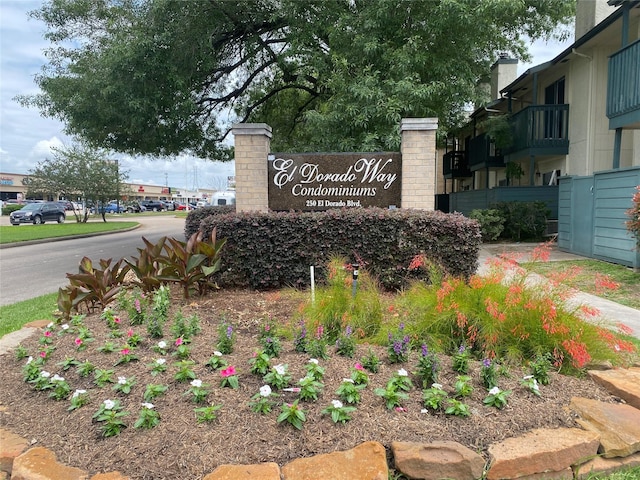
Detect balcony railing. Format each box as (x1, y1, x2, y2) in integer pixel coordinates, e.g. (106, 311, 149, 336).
(607, 39, 640, 129)
(503, 104, 570, 158)
(468, 133, 506, 171)
(442, 150, 472, 178)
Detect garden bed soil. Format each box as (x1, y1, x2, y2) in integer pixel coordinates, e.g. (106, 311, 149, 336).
(0, 289, 620, 480)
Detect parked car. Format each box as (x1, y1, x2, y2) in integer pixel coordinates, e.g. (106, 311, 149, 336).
(161, 200, 176, 211)
(103, 202, 126, 214)
(9, 202, 66, 225)
(122, 201, 145, 213)
(139, 200, 164, 212)
(56, 201, 74, 211)
(175, 203, 188, 211)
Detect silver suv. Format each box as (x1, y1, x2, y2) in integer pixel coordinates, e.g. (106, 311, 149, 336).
(9, 202, 66, 225)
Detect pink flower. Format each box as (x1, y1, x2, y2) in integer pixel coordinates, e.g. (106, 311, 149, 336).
(175, 338, 183, 346)
(395, 407, 407, 413)
(114, 317, 121, 324)
(220, 366, 236, 378)
(127, 328, 134, 337)
(74, 338, 83, 346)
(39, 351, 46, 358)
(44, 331, 52, 337)
(120, 348, 130, 355)
(354, 362, 364, 371)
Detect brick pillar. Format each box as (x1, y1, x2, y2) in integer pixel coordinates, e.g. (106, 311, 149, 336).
(400, 118, 438, 210)
(232, 123, 272, 212)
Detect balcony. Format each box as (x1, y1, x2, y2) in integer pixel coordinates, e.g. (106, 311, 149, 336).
(607, 38, 640, 130)
(468, 133, 506, 171)
(442, 150, 472, 179)
(503, 105, 570, 160)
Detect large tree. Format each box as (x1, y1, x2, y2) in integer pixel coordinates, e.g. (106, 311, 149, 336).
(26, 143, 128, 223)
(20, 0, 574, 156)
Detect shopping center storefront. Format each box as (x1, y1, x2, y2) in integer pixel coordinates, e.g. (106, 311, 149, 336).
(0, 171, 204, 203)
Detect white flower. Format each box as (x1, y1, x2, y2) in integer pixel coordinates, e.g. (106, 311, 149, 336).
(308, 358, 319, 365)
(47, 322, 54, 328)
(26, 356, 33, 364)
(431, 383, 443, 390)
(331, 400, 344, 409)
(274, 364, 286, 375)
(72, 389, 86, 398)
(51, 374, 65, 382)
(523, 375, 534, 380)
(155, 358, 166, 365)
(397, 368, 408, 377)
(342, 378, 355, 384)
(141, 402, 154, 409)
(40, 371, 51, 378)
(420, 408, 429, 414)
(213, 351, 223, 357)
(103, 399, 115, 410)
(259, 385, 272, 397)
(157, 341, 167, 349)
(489, 386, 501, 396)
(614, 344, 621, 352)
(190, 379, 202, 388)
(61, 324, 69, 330)
(118, 376, 127, 385)
(531, 379, 539, 391)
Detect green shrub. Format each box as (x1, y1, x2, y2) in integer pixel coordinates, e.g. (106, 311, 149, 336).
(495, 201, 549, 241)
(184, 205, 235, 239)
(197, 208, 481, 291)
(469, 209, 505, 242)
(2, 204, 23, 216)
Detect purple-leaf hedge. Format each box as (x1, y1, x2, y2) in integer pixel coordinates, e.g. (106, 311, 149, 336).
(188, 208, 481, 291)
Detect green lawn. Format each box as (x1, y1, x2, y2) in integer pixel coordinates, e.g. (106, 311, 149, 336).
(0, 293, 59, 337)
(0, 221, 138, 244)
(523, 259, 640, 310)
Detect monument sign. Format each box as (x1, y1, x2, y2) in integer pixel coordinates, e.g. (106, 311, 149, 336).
(268, 152, 402, 211)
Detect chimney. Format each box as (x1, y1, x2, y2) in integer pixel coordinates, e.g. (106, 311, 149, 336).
(575, 0, 617, 39)
(490, 54, 518, 100)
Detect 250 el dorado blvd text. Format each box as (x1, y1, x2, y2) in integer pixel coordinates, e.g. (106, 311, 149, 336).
(272, 157, 398, 196)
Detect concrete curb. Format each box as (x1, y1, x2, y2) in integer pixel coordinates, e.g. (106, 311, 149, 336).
(0, 223, 141, 249)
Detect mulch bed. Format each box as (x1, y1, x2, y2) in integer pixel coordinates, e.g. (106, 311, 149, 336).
(0, 289, 619, 479)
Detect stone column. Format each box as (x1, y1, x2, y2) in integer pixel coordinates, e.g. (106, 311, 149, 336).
(232, 123, 272, 212)
(400, 118, 438, 210)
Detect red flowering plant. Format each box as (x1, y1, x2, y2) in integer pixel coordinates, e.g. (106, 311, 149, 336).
(398, 242, 637, 374)
(626, 185, 640, 248)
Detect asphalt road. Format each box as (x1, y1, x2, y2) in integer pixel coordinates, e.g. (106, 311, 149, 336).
(0, 215, 186, 306)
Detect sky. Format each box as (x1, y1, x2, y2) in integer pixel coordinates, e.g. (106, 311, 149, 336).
(0, 0, 573, 191)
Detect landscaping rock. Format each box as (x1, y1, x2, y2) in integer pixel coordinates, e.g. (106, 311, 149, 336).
(391, 440, 485, 480)
(203, 462, 281, 480)
(24, 320, 52, 329)
(0, 428, 29, 474)
(575, 452, 640, 479)
(486, 428, 600, 480)
(281, 441, 388, 480)
(0, 327, 38, 356)
(588, 368, 640, 410)
(11, 447, 88, 480)
(570, 397, 640, 458)
(575, 453, 640, 480)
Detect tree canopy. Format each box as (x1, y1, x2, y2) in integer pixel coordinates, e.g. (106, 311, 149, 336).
(26, 143, 128, 222)
(20, 0, 575, 156)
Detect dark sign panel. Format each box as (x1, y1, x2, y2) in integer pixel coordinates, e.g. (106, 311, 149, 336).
(268, 153, 401, 211)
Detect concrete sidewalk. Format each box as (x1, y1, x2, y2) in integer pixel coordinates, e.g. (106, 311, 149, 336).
(478, 243, 640, 340)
